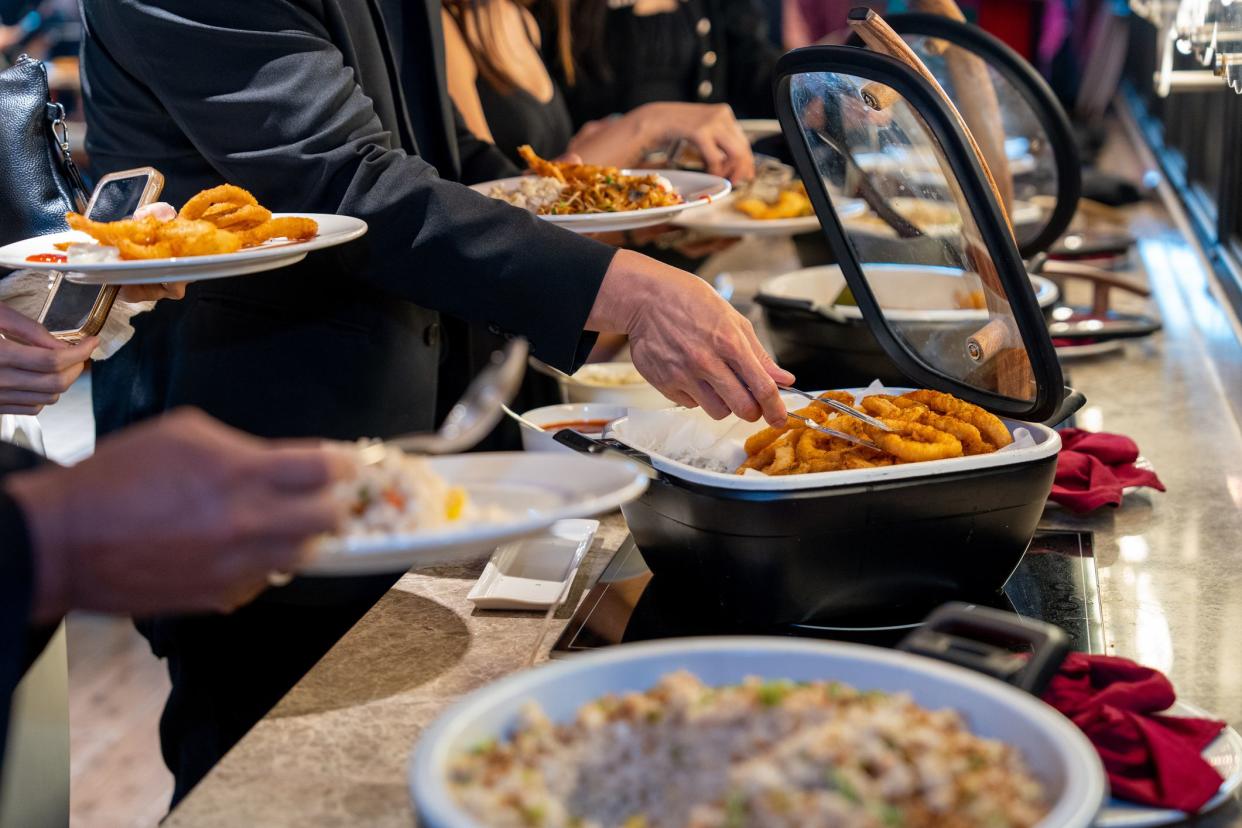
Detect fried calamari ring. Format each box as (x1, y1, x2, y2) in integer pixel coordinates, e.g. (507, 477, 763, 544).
(899, 390, 1012, 448)
(236, 216, 319, 247)
(66, 213, 161, 247)
(179, 184, 259, 221)
(743, 398, 840, 456)
(863, 395, 991, 455)
(871, 418, 963, 463)
(203, 203, 271, 231)
(67, 212, 241, 260)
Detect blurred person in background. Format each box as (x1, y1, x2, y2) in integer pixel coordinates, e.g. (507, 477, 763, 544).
(533, 0, 782, 130)
(442, 0, 754, 180)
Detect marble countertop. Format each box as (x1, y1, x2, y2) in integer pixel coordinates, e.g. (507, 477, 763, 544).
(167, 124, 1242, 826)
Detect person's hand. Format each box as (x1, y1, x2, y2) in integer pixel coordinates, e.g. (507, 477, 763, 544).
(0, 304, 97, 415)
(5, 408, 352, 622)
(587, 249, 792, 425)
(119, 283, 188, 303)
(568, 103, 755, 182)
(640, 102, 754, 181)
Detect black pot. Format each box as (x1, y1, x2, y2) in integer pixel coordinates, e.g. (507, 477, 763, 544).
(620, 453, 1057, 627)
(556, 404, 1063, 628)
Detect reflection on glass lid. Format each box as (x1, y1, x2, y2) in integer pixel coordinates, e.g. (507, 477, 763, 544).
(788, 71, 1037, 403)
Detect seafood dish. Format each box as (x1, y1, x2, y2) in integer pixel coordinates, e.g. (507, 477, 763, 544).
(731, 180, 814, 220)
(449, 670, 1049, 828)
(738, 389, 1012, 476)
(336, 444, 469, 537)
(61, 184, 319, 261)
(488, 146, 683, 216)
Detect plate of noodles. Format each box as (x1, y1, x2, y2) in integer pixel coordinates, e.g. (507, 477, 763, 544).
(0, 184, 368, 285)
(303, 448, 649, 576)
(473, 146, 731, 234)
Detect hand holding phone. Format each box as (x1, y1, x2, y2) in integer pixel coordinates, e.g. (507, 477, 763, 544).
(39, 167, 165, 341)
(0, 303, 96, 415)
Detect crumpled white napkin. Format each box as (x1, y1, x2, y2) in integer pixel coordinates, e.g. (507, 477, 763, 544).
(0, 269, 154, 360)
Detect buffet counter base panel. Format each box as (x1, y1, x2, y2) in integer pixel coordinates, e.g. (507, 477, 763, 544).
(410, 637, 1108, 828)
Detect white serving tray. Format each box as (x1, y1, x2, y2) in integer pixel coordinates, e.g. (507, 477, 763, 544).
(467, 519, 599, 611)
(607, 386, 1061, 493)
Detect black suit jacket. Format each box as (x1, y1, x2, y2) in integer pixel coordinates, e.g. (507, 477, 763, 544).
(81, 0, 615, 444)
(0, 443, 40, 768)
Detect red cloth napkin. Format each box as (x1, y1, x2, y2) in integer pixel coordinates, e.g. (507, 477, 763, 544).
(1043, 653, 1226, 811)
(1050, 429, 1166, 512)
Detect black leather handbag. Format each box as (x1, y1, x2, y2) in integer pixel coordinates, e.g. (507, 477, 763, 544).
(0, 54, 89, 250)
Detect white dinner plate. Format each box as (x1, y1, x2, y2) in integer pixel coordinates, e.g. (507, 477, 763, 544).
(1056, 339, 1126, 359)
(1095, 701, 1242, 827)
(471, 170, 731, 234)
(738, 118, 782, 141)
(303, 453, 648, 577)
(672, 193, 866, 237)
(0, 214, 368, 286)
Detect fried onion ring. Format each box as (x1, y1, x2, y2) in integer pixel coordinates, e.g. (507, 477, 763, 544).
(179, 184, 259, 221)
(899, 390, 1012, 448)
(236, 216, 319, 247)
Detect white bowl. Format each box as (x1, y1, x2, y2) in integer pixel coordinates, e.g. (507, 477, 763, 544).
(558, 362, 671, 409)
(516, 403, 629, 453)
(410, 637, 1107, 828)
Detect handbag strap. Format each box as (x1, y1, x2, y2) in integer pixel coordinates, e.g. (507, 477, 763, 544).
(43, 96, 89, 213)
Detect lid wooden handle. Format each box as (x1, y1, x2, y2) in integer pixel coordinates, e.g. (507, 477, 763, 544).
(847, 7, 1013, 228)
(847, 7, 1033, 400)
(908, 0, 964, 54)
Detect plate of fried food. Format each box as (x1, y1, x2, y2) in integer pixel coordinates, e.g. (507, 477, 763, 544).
(673, 159, 863, 236)
(0, 184, 367, 285)
(474, 145, 731, 234)
(604, 386, 1059, 492)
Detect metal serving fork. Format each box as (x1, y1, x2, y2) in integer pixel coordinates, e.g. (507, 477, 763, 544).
(780, 385, 893, 432)
(784, 412, 881, 451)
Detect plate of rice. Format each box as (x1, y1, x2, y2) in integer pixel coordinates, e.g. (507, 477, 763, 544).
(411, 638, 1107, 827)
(303, 448, 649, 576)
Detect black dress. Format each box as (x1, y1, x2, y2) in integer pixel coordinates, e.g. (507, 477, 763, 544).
(475, 74, 575, 164)
(537, 0, 781, 128)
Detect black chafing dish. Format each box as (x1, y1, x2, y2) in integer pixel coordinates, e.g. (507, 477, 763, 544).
(561, 43, 1084, 626)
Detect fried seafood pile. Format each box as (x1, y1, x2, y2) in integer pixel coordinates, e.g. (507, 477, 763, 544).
(64, 185, 318, 260)
(738, 389, 1013, 475)
(497, 145, 684, 215)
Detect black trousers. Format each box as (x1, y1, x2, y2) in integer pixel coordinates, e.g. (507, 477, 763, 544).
(137, 575, 397, 807)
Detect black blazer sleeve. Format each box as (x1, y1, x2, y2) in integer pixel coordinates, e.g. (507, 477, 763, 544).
(82, 1, 614, 370)
(0, 443, 39, 766)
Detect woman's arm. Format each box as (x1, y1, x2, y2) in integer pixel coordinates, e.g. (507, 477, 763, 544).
(441, 8, 497, 145)
(568, 102, 755, 180)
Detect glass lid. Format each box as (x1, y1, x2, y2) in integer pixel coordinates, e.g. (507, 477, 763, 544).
(775, 47, 1064, 421)
(877, 14, 1081, 257)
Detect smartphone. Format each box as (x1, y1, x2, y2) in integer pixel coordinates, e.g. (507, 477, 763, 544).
(38, 167, 165, 341)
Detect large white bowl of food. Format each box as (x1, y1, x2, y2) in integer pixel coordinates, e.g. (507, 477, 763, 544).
(410, 637, 1106, 828)
(559, 362, 670, 409)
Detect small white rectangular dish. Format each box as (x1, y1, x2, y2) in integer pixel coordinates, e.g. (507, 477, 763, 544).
(466, 519, 599, 611)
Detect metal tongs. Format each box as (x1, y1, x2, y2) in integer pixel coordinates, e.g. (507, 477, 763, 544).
(780, 385, 890, 450)
(358, 339, 529, 464)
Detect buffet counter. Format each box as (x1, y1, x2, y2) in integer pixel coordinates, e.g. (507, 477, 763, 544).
(165, 123, 1242, 826)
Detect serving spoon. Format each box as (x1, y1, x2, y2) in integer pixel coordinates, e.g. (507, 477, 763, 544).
(357, 338, 529, 464)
